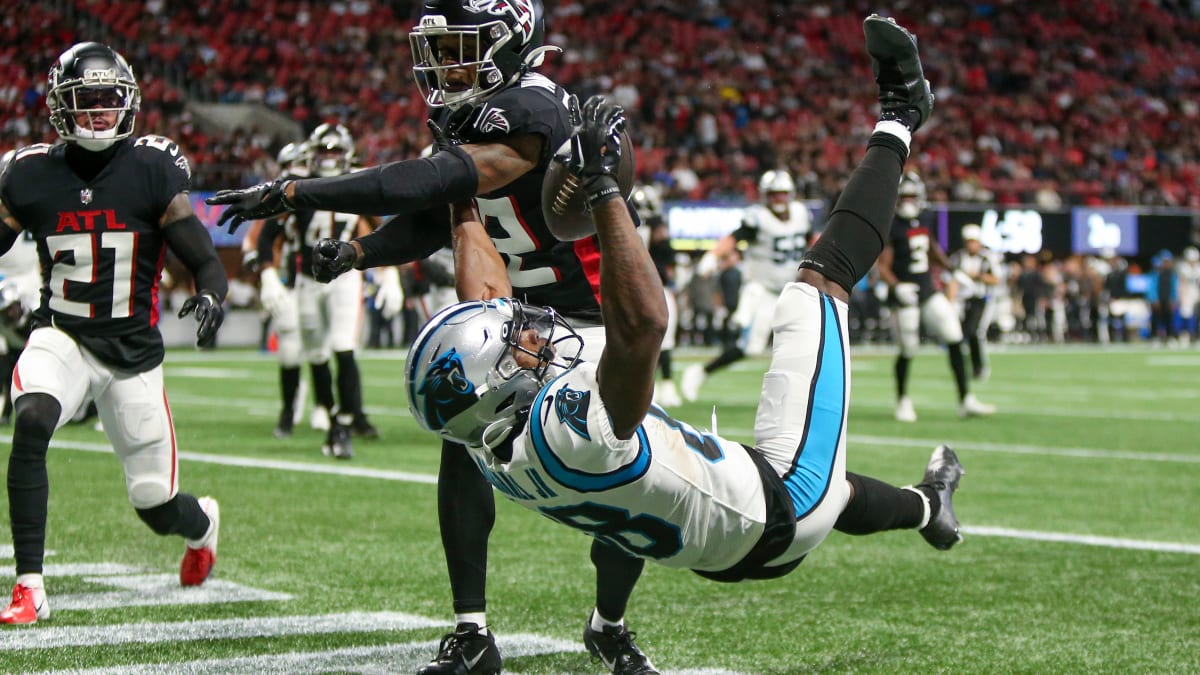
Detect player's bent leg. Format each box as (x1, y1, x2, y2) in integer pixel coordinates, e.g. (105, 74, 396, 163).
(5, 393, 61, 625)
(753, 283, 853, 562)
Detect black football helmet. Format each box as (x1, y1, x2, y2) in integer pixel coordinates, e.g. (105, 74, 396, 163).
(410, 0, 560, 110)
(47, 42, 140, 151)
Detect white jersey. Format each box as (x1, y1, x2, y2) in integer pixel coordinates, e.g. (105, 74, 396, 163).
(0, 231, 42, 312)
(736, 202, 811, 292)
(466, 362, 769, 573)
(948, 247, 1000, 300)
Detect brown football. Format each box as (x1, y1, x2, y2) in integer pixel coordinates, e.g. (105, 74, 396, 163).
(540, 130, 636, 241)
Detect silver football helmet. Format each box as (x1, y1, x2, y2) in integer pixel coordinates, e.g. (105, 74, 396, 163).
(406, 298, 584, 450)
(307, 123, 356, 177)
(276, 141, 311, 178)
(630, 183, 664, 225)
(46, 43, 141, 151)
(897, 170, 927, 220)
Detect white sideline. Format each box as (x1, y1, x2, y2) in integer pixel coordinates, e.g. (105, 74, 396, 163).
(10, 436, 1198, 557)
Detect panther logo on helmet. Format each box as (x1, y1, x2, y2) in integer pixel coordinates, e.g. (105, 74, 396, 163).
(418, 348, 480, 430)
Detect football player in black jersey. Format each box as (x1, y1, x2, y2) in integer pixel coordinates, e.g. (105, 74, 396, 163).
(875, 171, 995, 422)
(207, 1, 654, 671)
(0, 43, 227, 625)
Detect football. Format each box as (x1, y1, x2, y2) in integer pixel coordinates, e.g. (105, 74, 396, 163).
(540, 130, 636, 241)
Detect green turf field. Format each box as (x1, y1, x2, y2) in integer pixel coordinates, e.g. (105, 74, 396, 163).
(1, 344, 1197, 674)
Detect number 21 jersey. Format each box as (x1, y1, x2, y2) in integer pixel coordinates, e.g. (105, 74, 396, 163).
(0, 137, 191, 370)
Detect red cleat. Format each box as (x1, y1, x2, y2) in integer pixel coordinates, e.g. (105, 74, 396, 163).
(180, 496, 220, 586)
(0, 584, 49, 625)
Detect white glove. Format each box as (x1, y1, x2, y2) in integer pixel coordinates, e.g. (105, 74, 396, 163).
(259, 267, 288, 317)
(894, 282, 920, 306)
(374, 266, 404, 320)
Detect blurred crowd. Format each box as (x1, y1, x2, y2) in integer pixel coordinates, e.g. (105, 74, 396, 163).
(4, 0, 1200, 206)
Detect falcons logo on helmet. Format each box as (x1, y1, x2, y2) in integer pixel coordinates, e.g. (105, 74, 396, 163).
(466, 0, 535, 42)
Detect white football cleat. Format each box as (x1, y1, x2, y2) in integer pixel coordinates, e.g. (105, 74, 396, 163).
(310, 405, 331, 431)
(0, 579, 49, 625)
(181, 497, 219, 587)
(895, 396, 918, 423)
(680, 364, 706, 402)
(654, 380, 682, 408)
(959, 393, 996, 418)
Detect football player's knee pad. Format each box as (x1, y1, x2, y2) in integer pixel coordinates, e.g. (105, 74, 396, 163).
(923, 294, 964, 343)
(12, 393, 62, 445)
(129, 478, 173, 511)
(134, 494, 180, 535)
(892, 307, 921, 357)
(276, 331, 303, 367)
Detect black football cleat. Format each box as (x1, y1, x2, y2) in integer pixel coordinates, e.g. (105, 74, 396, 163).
(863, 14, 934, 131)
(321, 421, 354, 459)
(352, 413, 380, 439)
(417, 623, 501, 675)
(917, 445, 965, 550)
(273, 409, 294, 438)
(583, 613, 660, 675)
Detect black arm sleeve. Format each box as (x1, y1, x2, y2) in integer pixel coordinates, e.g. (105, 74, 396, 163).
(162, 214, 230, 300)
(291, 146, 478, 216)
(0, 222, 18, 256)
(257, 217, 286, 267)
(356, 206, 452, 268)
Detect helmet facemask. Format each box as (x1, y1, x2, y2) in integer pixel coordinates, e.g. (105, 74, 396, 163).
(758, 170, 796, 219)
(411, 16, 515, 110)
(897, 171, 927, 220)
(407, 299, 584, 451)
(307, 124, 356, 177)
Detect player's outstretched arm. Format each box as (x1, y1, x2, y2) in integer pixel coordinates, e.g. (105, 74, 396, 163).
(161, 193, 227, 347)
(566, 96, 667, 439)
(450, 201, 511, 302)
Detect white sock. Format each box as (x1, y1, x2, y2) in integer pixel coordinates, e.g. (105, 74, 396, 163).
(902, 485, 932, 529)
(15, 573, 44, 590)
(590, 609, 624, 632)
(874, 120, 912, 152)
(456, 612, 488, 634)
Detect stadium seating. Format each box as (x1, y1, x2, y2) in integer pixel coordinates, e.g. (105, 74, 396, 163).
(2, 0, 1200, 206)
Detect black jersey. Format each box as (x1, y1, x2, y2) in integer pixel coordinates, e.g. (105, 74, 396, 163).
(888, 216, 937, 301)
(0, 136, 191, 370)
(284, 207, 361, 281)
(434, 72, 603, 322)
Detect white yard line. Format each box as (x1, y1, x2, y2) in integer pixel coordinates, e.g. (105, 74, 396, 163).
(963, 526, 1200, 555)
(42, 635, 584, 675)
(0, 611, 437, 651)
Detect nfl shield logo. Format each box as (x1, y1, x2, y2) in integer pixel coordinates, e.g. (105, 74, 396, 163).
(80, 188, 93, 205)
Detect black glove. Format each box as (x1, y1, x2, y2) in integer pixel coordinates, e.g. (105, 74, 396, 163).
(427, 119, 455, 154)
(312, 238, 359, 283)
(205, 178, 294, 233)
(566, 94, 626, 210)
(178, 291, 224, 348)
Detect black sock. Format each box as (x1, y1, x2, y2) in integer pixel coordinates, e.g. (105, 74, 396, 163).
(658, 349, 673, 380)
(8, 394, 59, 575)
(439, 438, 496, 614)
(280, 365, 301, 417)
(895, 356, 911, 399)
(334, 351, 362, 418)
(592, 539, 645, 622)
(310, 361, 335, 411)
(797, 137, 907, 293)
(835, 472, 930, 534)
(948, 342, 969, 400)
(135, 493, 209, 540)
(705, 347, 745, 374)
(967, 336, 984, 375)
